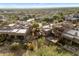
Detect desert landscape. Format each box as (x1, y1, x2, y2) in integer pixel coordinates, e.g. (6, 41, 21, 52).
(0, 8, 79, 56)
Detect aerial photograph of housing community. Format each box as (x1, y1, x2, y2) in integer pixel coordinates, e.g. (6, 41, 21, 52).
(0, 3, 79, 56)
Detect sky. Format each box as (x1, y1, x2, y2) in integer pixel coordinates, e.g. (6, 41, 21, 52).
(0, 3, 79, 8)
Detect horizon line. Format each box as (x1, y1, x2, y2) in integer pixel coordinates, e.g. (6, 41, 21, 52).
(0, 3, 79, 8)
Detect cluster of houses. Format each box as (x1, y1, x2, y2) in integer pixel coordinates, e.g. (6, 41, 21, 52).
(64, 13, 79, 23)
(41, 13, 79, 55)
(0, 13, 79, 55)
(0, 18, 35, 43)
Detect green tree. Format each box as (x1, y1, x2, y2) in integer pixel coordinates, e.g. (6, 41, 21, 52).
(43, 17, 53, 23)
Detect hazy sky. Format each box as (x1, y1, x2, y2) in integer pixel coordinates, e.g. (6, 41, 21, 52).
(0, 3, 79, 8)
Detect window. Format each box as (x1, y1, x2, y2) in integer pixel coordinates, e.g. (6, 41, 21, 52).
(17, 35, 24, 40)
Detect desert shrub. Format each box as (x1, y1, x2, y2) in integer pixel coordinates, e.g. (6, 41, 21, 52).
(22, 43, 28, 50)
(43, 17, 53, 23)
(0, 37, 4, 42)
(27, 42, 35, 51)
(22, 42, 35, 51)
(26, 37, 72, 56)
(32, 21, 39, 29)
(10, 42, 21, 51)
(0, 35, 6, 42)
(0, 42, 4, 46)
(38, 37, 45, 48)
(28, 45, 72, 56)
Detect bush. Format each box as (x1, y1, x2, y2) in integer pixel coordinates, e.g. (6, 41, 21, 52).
(22, 43, 28, 49)
(43, 17, 53, 23)
(27, 42, 35, 51)
(0, 35, 6, 42)
(23, 42, 35, 51)
(0, 42, 4, 46)
(10, 42, 21, 51)
(32, 21, 39, 28)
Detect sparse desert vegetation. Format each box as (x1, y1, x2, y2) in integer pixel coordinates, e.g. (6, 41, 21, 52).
(0, 8, 79, 56)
